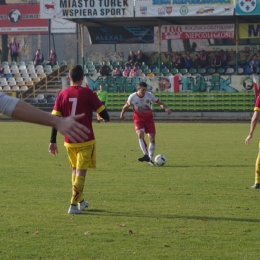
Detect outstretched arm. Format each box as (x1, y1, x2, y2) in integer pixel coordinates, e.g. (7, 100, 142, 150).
(157, 100, 172, 115)
(120, 103, 130, 120)
(245, 110, 260, 145)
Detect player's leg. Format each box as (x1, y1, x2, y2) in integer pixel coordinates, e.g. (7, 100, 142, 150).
(76, 145, 96, 210)
(136, 129, 150, 162)
(252, 147, 260, 189)
(146, 120, 156, 165)
(147, 133, 155, 165)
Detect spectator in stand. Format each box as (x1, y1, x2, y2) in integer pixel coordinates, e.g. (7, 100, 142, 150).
(129, 64, 140, 77)
(0, 63, 4, 78)
(99, 61, 110, 76)
(46, 50, 57, 67)
(219, 49, 229, 67)
(112, 65, 122, 77)
(174, 53, 185, 70)
(33, 49, 44, 67)
(122, 65, 131, 77)
(199, 50, 208, 68)
(9, 37, 20, 62)
(211, 54, 221, 68)
(126, 50, 136, 67)
(185, 54, 194, 70)
(193, 54, 202, 69)
(250, 54, 259, 73)
(136, 50, 148, 67)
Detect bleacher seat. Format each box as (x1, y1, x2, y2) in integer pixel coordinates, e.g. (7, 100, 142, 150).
(198, 68, 206, 75)
(27, 65, 35, 70)
(166, 61, 173, 68)
(20, 86, 28, 91)
(162, 68, 169, 75)
(3, 65, 9, 70)
(143, 69, 151, 75)
(189, 68, 197, 75)
(52, 65, 60, 70)
(152, 69, 159, 75)
(36, 68, 44, 74)
(238, 67, 244, 75)
(18, 61, 25, 66)
(141, 65, 148, 71)
(86, 61, 93, 67)
(0, 86, 2, 91)
(28, 69, 36, 75)
(217, 68, 225, 75)
(5, 73, 13, 79)
(11, 68, 19, 75)
(87, 65, 95, 70)
(30, 99, 38, 105)
(38, 98, 47, 105)
(94, 61, 102, 67)
(20, 69, 28, 75)
(8, 81, 17, 87)
(25, 61, 33, 66)
(89, 69, 97, 74)
(171, 68, 179, 75)
(36, 94, 45, 100)
(225, 68, 235, 75)
(150, 65, 157, 71)
(19, 65, 26, 71)
(33, 77, 41, 84)
(3, 85, 11, 91)
(2, 61, 9, 66)
(4, 68, 11, 74)
(11, 86, 19, 91)
(47, 98, 55, 105)
(180, 68, 188, 75)
(207, 68, 216, 75)
(9, 61, 17, 66)
(38, 73, 46, 79)
(244, 67, 253, 75)
(60, 61, 67, 66)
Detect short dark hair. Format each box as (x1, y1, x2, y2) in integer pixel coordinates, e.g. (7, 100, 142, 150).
(138, 82, 147, 88)
(69, 65, 84, 82)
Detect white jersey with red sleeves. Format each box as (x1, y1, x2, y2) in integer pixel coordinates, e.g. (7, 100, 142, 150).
(127, 91, 159, 121)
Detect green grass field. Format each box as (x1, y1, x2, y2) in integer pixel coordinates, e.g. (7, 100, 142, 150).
(1, 121, 260, 259)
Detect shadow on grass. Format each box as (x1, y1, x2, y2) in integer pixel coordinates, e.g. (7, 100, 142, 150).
(164, 165, 251, 168)
(86, 209, 260, 222)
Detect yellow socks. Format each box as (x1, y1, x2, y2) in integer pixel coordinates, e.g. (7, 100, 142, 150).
(255, 154, 260, 184)
(71, 175, 85, 205)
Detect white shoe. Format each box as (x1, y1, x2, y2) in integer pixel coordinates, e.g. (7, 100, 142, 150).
(78, 200, 89, 211)
(148, 160, 154, 166)
(68, 205, 83, 214)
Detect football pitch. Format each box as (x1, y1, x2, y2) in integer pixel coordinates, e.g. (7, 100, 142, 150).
(1, 121, 260, 259)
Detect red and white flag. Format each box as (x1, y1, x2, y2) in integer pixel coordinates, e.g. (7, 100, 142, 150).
(253, 75, 259, 98)
(169, 75, 180, 92)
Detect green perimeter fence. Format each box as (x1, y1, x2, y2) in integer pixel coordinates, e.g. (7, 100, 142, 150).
(108, 92, 255, 112)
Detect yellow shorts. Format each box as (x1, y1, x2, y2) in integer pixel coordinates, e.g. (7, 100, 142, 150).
(66, 144, 96, 170)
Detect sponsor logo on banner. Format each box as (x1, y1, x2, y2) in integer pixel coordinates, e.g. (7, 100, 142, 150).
(162, 24, 234, 40)
(166, 6, 172, 15)
(196, 8, 215, 14)
(0, 4, 48, 34)
(239, 0, 257, 13)
(158, 7, 165, 15)
(180, 6, 188, 16)
(8, 9, 21, 24)
(43, 0, 56, 15)
(140, 7, 147, 15)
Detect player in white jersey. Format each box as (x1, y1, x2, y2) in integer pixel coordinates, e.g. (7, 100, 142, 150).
(120, 82, 172, 165)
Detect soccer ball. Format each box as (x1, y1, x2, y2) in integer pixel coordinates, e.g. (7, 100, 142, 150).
(154, 154, 166, 166)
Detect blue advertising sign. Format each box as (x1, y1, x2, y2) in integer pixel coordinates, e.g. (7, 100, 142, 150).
(87, 26, 154, 44)
(236, 0, 260, 15)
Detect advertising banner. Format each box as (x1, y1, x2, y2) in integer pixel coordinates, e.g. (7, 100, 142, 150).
(0, 4, 48, 34)
(88, 26, 154, 44)
(40, 0, 134, 19)
(236, 0, 260, 15)
(162, 24, 234, 40)
(51, 18, 76, 34)
(239, 23, 260, 39)
(135, 0, 234, 17)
